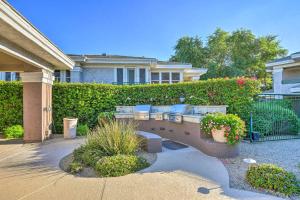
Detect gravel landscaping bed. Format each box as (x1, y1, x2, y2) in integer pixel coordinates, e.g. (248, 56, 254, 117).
(60, 150, 157, 177)
(220, 140, 300, 199)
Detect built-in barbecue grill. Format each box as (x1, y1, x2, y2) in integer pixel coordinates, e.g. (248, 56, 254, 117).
(154, 112, 164, 120)
(134, 105, 151, 120)
(168, 104, 193, 123)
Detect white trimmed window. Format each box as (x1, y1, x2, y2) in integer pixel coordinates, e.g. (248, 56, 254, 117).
(151, 72, 159, 84)
(139, 68, 146, 83)
(127, 68, 135, 84)
(54, 70, 61, 82)
(5, 72, 12, 81)
(161, 72, 170, 84)
(171, 72, 180, 83)
(66, 70, 71, 82)
(116, 68, 123, 84)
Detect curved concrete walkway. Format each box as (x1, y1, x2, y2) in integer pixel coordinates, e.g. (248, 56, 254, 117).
(0, 137, 284, 200)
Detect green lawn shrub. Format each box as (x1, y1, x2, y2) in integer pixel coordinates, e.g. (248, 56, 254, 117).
(0, 81, 22, 132)
(77, 124, 89, 136)
(73, 145, 104, 167)
(69, 161, 83, 174)
(4, 125, 24, 139)
(70, 120, 146, 177)
(0, 78, 261, 133)
(95, 154, 149, 177)
(246, 164, 300, 196)
(252, 101, 300, 136)
(98, 111, 115, 126)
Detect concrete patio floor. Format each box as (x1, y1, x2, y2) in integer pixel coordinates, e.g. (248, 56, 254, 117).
(0, 136, 284, 200)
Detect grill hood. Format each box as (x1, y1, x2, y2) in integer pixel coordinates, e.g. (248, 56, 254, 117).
(169, 104, 192, 114)
(134, 105, 151, 120)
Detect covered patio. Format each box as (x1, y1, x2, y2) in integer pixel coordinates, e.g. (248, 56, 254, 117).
(0, 1, 74, 142)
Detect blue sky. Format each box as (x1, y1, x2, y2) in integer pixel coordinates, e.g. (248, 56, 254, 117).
(8, 0, 300, 60)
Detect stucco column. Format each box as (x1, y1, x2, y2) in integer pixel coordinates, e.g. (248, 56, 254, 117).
(273, 68, 283, 94)
(20, 70, 54, 142)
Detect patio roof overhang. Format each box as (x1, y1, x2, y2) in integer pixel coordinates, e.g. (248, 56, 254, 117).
(184, 68, 208, 80)
(0, 1, 74, 71)
(0, 1, 75, 142)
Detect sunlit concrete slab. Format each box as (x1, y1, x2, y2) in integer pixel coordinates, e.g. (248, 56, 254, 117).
(0, 137, 284, 200)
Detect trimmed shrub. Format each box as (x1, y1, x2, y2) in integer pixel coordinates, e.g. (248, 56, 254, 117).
(246, 164, 300, 196)
(0, 78, 261, 133)
(95, 155, 149, 177)
(73, 145, 87, 163)
(4, 125, 24, 139)
(201, 113, 246, 145)
(81, 149, 104, 167)
(77, 124, 89, 136)
(69, 161, 83, 174)
(98, 111, 115, 126)
(252, 101, 300, 136)
(0, 81, 22, 132)
(86, 120, 140, 156)
(52, 78, 260, 133)
(73, 145, 104, 167)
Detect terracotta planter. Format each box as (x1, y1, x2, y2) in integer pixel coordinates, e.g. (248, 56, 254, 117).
(211, 127, 227, 143)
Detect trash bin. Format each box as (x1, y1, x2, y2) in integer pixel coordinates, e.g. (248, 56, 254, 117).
(63, 118, 78, 139)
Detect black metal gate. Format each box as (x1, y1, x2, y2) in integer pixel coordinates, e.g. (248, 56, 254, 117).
(249, 94, 300, 142)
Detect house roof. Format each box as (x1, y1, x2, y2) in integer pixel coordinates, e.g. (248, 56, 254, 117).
(68, 54, 193, 67)
(266, 52, 300, 70)
(68, 54, 156, 60)
(157, 61, 191, 65)
(267, 55, 292, 64)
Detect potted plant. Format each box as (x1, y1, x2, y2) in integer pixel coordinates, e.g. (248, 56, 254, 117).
(201, 113, 245, 145)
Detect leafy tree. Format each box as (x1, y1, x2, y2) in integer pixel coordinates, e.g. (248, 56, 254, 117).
(170, 36, 207, 68)
(170, 28, 287, 81)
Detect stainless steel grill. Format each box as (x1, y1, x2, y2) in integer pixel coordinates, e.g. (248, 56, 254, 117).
(134, 105, 151, 120)
(154, 112, 164, 120)
(168, 104, 192, 123)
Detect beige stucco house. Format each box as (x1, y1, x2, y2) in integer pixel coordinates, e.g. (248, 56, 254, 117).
(0, 0, 74, 142)
(267, 52, 300, 94)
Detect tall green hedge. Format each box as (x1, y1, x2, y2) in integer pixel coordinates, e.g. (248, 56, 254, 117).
(0, 78, 260, 133)
(0, 81, 23, 132)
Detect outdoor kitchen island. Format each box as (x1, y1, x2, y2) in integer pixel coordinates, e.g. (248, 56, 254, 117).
(115, 104, 239, 158)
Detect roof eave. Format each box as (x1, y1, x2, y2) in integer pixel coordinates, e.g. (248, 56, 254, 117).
(0, 1, 74, 70)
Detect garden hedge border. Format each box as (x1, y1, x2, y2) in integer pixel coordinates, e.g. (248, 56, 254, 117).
(0, 78, 260, 133)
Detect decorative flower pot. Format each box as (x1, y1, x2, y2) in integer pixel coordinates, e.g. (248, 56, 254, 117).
(63, 118, 78, 139)
(211, 128, 227, 143)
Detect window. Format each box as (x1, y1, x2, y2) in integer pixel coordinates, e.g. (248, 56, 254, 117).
(54, 70, 60, 82)
(117, 68, 123, 84)
(15, 72, 20, 81)
(5, 72, 11, 81)
(139, 68, 146, 83)
(66, 70, 71, 83)
(151, 72, 159, 84)
(161, 72, 170, 84)
(171, 72, 180, 83)
(127, 69, 135, 84)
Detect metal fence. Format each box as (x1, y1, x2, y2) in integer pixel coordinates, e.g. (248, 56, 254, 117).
(249, 94, 300, 142)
